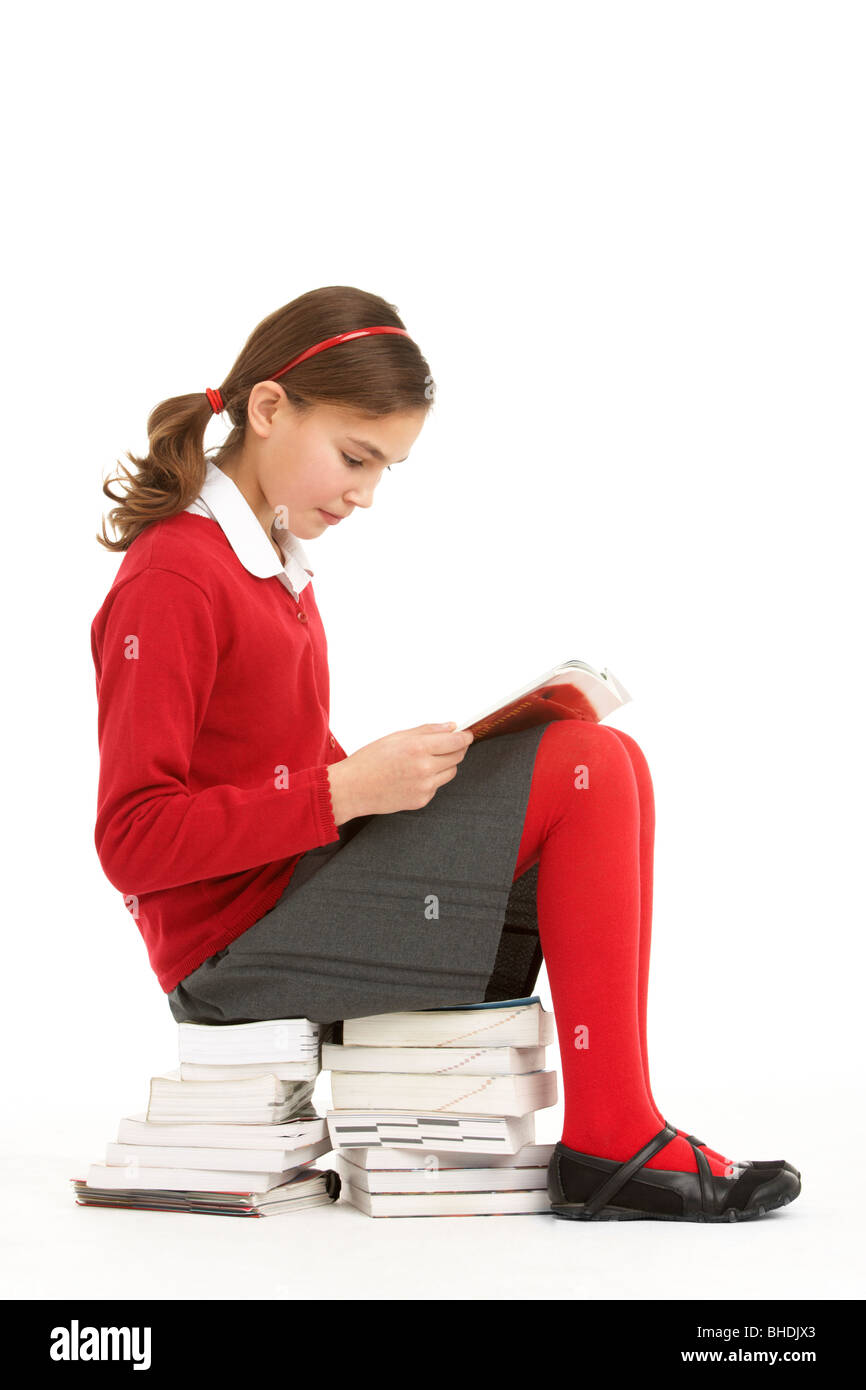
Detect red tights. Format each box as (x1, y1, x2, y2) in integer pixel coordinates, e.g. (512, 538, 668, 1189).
(511, 719, 733, 1177)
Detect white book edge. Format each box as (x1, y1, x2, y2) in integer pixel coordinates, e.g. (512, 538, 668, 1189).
(103, 1137, 330, 1172)
(177, 1017, 323, 1065)
(338, 1140, 554, 1170)
(341, 1181, 553, 1217)
(150, 1074, 312, 1095)
(342, 1004, 555, 1049)
(117, 1113, 327, 1148)
(329, 1070, 557, 1116)
(335, 1155, 548, 1194)
(144, 1103, 315, 1126)
(179, 1060, 319, 1080)
(320, 1044, 546, 1075)
(85, 1162, 297, 1193)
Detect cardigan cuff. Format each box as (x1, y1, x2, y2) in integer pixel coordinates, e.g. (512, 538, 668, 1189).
(314, 761, 341, 844)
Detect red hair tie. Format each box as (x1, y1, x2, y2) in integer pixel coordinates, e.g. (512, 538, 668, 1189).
(205, 325, 410, 415)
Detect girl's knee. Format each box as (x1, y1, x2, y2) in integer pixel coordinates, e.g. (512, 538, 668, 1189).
(539, 717, 635, 754)
(537, 718, 637, 787)
(606, 726, 645, 762)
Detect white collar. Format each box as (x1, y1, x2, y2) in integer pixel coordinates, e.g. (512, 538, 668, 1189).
(184, 459, 314, 599)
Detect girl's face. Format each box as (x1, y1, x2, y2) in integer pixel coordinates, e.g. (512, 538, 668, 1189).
(257, 393, 427, 540)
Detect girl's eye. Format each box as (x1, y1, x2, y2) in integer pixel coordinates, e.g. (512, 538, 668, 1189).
(342, 452, 392, 472)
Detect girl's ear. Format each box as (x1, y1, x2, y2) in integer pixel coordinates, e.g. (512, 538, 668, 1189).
(247, 382, 286, 437)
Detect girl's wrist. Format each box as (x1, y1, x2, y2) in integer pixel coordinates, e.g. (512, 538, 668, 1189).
(326, 758, 363, 826)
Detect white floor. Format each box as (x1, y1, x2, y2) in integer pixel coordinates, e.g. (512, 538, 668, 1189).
(3, 1079, 860, 1302)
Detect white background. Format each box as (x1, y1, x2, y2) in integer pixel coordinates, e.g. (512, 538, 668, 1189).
(1, 0, 863, 1301)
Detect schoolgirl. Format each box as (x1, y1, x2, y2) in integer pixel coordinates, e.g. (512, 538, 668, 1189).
(91, 284, 800, 1221)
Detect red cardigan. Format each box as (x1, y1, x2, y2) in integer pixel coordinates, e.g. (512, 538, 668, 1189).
(90, 511, 347, 992)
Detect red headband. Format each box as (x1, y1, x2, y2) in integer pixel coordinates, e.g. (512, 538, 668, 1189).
(205, 325, 410, 415)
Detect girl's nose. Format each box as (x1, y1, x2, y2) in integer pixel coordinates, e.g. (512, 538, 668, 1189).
(345, 480, 379, 509)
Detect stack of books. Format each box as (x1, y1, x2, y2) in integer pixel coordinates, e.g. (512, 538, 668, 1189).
(324, 996, 557, 1217)
(70, 1018, 341, 1218)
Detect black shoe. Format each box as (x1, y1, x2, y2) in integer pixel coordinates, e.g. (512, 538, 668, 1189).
(548, 1122, 801, 1222)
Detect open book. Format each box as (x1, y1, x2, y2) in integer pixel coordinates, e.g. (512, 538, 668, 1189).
(457, 660, 632, 742)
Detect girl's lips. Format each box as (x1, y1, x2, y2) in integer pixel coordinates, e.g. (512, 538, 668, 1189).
(318, 509, 342, 524)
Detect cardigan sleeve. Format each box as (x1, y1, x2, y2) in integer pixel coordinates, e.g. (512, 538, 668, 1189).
(91, 567, 340, 896)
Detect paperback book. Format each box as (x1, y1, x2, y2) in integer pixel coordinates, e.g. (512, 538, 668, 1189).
(458, 658, 631, 742)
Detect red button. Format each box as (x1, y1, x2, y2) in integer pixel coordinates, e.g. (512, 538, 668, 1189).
(296, 610, 308, 623)
(329, 734, 336, 748)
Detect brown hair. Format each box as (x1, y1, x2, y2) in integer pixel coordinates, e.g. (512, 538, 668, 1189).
(96, 285, 435, 552)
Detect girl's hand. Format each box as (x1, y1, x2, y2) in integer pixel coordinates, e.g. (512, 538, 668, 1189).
(326, 723, 475, 824)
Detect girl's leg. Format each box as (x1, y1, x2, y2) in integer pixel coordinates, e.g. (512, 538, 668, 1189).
(607, 728, 662, 1125)
(511, 718, 733, 1177)
(604, 728, 730, 1166)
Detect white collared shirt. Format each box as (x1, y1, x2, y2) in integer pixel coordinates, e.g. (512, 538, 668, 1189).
(184, 458, 314, 600)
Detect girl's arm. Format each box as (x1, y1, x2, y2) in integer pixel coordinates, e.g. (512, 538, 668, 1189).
(91, 568, 341, 896)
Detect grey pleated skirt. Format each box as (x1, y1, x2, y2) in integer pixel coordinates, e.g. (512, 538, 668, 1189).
(166, 721, 555, 1030)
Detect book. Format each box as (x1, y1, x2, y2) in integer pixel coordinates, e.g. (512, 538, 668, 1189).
(340, 997, 554, 1049)
(326, 1109, 535, 1155)
(340, 1183, 552, 1218)
(179, 1060, 320, 1081)
(339, 1140, 552, 1170)
(83, 1161, 308, 1193)
(102, 1136, 331, 1172)
(458, 658, 631, 742)
(115, 1112, 328, 1150)
(321, 1043, 546, 1075)
(329, 1069, 557, 1116)
(335, 1147, 553, 1193)
(70, 1167, 340, 1217)
(176, 1017, 329, 1066)
(145, 1073, 316, 1125)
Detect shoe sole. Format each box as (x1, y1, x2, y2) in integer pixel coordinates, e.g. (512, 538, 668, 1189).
(550, 1187, 799, 1222)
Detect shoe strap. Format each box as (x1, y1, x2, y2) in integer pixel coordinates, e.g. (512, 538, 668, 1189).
(688, 1138, 717, 1216)
(584, 1121, 678, 1216)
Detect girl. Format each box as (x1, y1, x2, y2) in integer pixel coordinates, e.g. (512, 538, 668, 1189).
(91, 284, 800, 1222)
